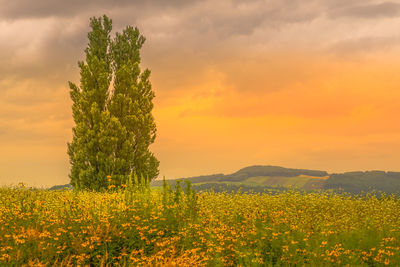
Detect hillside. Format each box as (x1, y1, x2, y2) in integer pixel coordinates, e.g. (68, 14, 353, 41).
(151, 165, 400, 194)
(49, 165, 400, 194)
(324, 171, 400, 194)
(151, 165, 329, 192)
(49, 184, 72, 190)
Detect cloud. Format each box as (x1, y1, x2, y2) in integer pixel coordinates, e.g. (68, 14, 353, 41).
(0, 0, 200, 20)
(327, 36, 400, 55)
(178, 1, 320, 38)
(329, 2, 400, 19)
(0, 17, 87, 84)
(2, 0, 400, 185)
(3, 0, 398, 89)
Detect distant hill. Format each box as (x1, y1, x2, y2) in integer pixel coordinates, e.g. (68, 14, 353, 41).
(49, 184, 73, 190)
(48, 166, 400, 194)
(151, 165, 400, 194)
(228, 165, 328, 180)
(151, 165, 329, 192)
(324, 171, 400, 194)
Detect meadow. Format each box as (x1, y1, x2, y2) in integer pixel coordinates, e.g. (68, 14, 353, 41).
(1, 181, 400, 266)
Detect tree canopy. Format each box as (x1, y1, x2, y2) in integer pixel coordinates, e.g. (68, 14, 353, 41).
(68, 15, 159, 191)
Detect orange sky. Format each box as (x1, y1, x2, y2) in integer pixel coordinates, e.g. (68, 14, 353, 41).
(1, 0, 400, 187)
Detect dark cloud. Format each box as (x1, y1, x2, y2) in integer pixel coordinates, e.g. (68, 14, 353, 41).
(0, 0, 198, 20)
(1, 0, 400, 99)
(0, 1, 399, 98)
(0, 0, 114, 19)
(329, 2, 400, 19)
(2, 0, 399, 103)
(174, 1, 322, 39)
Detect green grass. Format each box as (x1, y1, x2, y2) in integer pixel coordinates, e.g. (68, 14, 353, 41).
(245, 175, 326, 189)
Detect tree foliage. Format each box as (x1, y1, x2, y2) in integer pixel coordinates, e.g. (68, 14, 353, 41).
(68, 15, 159, 190)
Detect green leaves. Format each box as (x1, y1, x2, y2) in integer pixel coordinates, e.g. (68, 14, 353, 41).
(68, 15, 159, 191)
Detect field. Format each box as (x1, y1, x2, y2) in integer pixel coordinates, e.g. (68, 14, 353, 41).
(1, 183, 400, 266)
(244, 175, 328, 190)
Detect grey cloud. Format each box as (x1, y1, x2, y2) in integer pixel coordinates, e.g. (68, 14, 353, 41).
(201, 11, 268, 37)
(1, 0, 400, 101)
(0, 0, 198, 20)
(0, 18, 87, 83)
(0, 0, 387, 94)
(0, 0, 115, 19)
(1, 0, 323, 41)
(329, 2, 400, 19)
(181, 1, 321, 38)
(327, 36, 400, 55)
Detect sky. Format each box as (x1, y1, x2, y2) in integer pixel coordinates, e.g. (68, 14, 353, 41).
(1, 0, 400, 187)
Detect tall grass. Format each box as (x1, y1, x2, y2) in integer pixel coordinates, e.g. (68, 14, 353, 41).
(0, 182, 400, 266)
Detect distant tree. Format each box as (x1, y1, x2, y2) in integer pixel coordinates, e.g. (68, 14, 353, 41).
(68, 15, 159, 190)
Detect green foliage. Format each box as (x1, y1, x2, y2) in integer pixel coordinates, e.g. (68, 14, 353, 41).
(191, 182, 285, 194)
(68, 15, 159, 191)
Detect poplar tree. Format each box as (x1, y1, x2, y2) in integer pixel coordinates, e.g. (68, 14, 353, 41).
(108, 26, 159, 184)
(68, 15, 159, 190)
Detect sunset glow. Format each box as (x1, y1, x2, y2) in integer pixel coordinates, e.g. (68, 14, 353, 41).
(1, 0, 400, 186)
